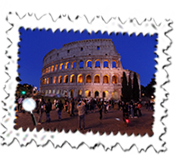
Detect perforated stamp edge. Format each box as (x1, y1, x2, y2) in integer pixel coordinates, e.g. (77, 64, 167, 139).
(0, 13, 172, 152)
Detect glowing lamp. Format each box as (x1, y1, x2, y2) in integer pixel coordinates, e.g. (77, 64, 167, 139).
(125, 119, 129, 124)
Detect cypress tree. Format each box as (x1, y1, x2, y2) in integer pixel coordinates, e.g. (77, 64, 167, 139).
(133, 72, 139, 102)
(128, 73, 133, 101)
(121, 72, 128, 102)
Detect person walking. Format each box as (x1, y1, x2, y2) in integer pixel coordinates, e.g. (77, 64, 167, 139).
(45, 99, 52, 122)
(55, 99, 64, 119)
(122, 102, 129, 124)
(18, 96, 23, 112)
(130, 100, 134, 118)
(37, 98, 46, 125)
(70, 98, 75, 116)
(98, 100, 103, 120)
(77, 99, 86, 130)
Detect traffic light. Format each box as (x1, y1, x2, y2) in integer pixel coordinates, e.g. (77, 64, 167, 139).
(21, 90, 26, 95)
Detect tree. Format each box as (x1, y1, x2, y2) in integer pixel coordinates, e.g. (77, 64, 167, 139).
(128, 73, 133, 101)
(133, 73, 139, 102)
(145, 78, 156, 98)
(121, 72, 129, 102)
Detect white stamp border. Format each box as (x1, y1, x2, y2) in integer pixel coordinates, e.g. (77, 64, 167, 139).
(0, 13, 172, 152)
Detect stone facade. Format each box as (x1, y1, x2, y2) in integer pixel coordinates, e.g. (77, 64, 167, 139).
(40, 39, 140, 100)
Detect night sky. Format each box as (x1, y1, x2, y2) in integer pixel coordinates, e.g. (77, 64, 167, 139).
(18, 28, 158, 90)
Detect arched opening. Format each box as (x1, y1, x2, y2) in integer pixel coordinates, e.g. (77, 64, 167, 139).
(53, 76, 57, 84)
(112, 75, 118, 84)
(79, 60, 84, 68)
(103, 60, 109, 68)
(94, 74, 100, 83)
(94, 91, 99, 98)
(64, 75, 68, 83)
(103, 75, 109, 83)
(103, 91, 109, 98)
(63, 90, 67, 97)
(86, 60, 92, 68)
(85, 90, 91, 98)
(58, 76, 62, 83)
(65, 62, 69, 69)
(70, 74, 75, 83)
(55, 64, 58, 71)
(86, 75, 91, 83)
(59, 63, 64, 70)
(112, 91, 118, 100)
(77, 74, 83, 83)
(95, 59, 101, 68)
(51, 65, 54, 72)
(69, 89, 74, 98)
(56, 89, 60, 94)
(112, 60, 118, 68)
(71, 61, 76, 69)
(78, 90, 82, 97)
(44, 78, 47, 84)
(47, 78, 49, 84)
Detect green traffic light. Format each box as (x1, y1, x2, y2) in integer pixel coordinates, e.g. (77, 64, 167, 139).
(21, 91, 26, 95)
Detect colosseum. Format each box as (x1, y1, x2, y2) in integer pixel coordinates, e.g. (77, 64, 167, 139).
(40, 39, 140, 100)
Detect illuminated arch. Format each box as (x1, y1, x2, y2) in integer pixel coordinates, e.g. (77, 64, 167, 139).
(70, 74, 75, 83)
(59, 63, 64, 70)
(78, 90, 82, 96)
(53, 76, 57, 84)
(65, 62, 69, 69)
(46, 78, 49, 84)
(55, 64, 58, 71)
(86, 74, 91, 83)
(112, 91, 118, 100)
(77, 74, 83, 83)
(86, 60, 92, 68)
(112, 60, 118, 68)
(58, 76, 62, 83)
(102, 90, 109, 98)
(56, 89, 60, 94)
(95, 59, 101, 68)
(85, 90, 91, 97)
(51, 65, 54, 72)
(103, 60, 109, 68)
(48, 67, 51, 72)
(103, 74, 109, 83)
(44, 78, 47, 84)
(112, 75, 118, 84)
(64, 75, 68, 83)
(94, 74, 100, 83)
(71, 61, 76, 69)
(69, 89, 74, 98)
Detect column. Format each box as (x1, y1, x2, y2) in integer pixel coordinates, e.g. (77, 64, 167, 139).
(100, 73, 103, 84)
(100, 59, 103, 69)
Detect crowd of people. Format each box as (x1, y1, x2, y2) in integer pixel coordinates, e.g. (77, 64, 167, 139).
(15, 95, 154, 130)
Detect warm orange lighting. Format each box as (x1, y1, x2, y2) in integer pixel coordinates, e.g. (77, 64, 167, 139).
(53, 76, 57, 84)
(58, 76, 62, 83)
(51, 65, 54, 72)
(47, 78, 49, 84)
(70, 74, 75, 83)
(94, 74, 100, 83)
(55, 64, 58, 71)
(77, 74, 83, 83)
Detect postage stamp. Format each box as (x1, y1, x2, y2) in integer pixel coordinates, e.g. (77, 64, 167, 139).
(0, 13, 172, 152)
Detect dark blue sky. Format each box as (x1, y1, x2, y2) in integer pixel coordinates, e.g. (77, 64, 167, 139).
(18, 28, 157, 89)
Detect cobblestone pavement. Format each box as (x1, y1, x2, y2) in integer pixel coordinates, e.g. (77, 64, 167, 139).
(15, 107, 154, 136)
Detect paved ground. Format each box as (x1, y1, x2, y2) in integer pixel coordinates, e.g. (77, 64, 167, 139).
(15, 106, 154, 136)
